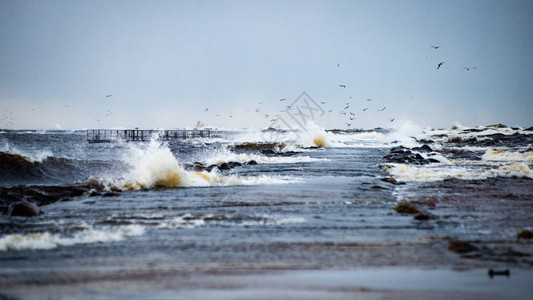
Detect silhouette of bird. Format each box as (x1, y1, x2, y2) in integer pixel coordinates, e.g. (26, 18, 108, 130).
(366, 98, 372, 101)
(328, 110, 333, 113)
(280, 98, 286, 101)
(464, 66, 477, 71)
(437, 62, 444, 70)
(337, 63, 340, 67)
(378, 107, 386, 112)
(390, 118, 395, 122)
(344, 105, 350, 110)
(320, 101, 326, 104)
(431, 45, 440, 49)
(346, 122, 351, 127)
(205, 108, 208, 111)
(255, 108, 259, 112)
(349, 116, 355, 120)
(106, 95, 112, 98)
(339, 85, 346, 88)
(362, 108, 368, 111)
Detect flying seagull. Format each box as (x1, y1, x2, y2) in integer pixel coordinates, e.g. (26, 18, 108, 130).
(437, 62, 444, 70)
(338, 85, 346, 88)
(280, 98, 286, 101)
(431, 45, 440, 49)
(337, 63, 340, 67)
(362, 108, 368, 111)
(106, 94, 112, 98)
(378, 107, 386, 112)
(464, 66, 477, 71)
(390, 118, 395, 122)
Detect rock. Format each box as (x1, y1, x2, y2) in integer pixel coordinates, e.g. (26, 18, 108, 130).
(102, 192, 121, 197)
(412, 144, 433, 152)
(488, 269, 510, 277)
(8, 200, 41, 217)
(487, 123, 508, 128)
(517, 229, 533, 239)
(383, 147, 439, 165)
(193, 162, 207, 171)
(218, 163, 231, 170)
(448, 240, 479, 253)
(205, 164, 218, 172)
(414, 212, 437, 221)
(418, 139, 435, 144)
(394, 203, 420, 214)
(524, 126, 533, 132)
(371, 185, 387, 190)
(246, 160, 258, 165)
(227, 161, 242, 168)
(89, 191, 102, 197)
(381, 177, 397, 184)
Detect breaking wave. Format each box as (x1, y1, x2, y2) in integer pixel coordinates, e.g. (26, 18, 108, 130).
(104, 139, 301, 190)
(0, 225, 145, 251)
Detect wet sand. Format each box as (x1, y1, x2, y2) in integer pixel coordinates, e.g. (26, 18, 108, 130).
(2, 266, 532, 299)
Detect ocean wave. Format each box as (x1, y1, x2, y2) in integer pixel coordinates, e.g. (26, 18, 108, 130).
(0, 224, 144, 251)
(382, 162, 533, 182)
(199, 147, 327, 166)
(156, 213, 305, 229)
(482, 149, 533, 162)
(103, 139, 302, 190)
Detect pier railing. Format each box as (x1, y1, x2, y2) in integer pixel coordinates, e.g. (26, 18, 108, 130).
(87, 129, 211, 143)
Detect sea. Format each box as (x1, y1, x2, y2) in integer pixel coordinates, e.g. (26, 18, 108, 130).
(1, 123, 532, 298)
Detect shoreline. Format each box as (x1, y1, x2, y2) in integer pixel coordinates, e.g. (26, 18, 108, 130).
(2, 266, 532, 299)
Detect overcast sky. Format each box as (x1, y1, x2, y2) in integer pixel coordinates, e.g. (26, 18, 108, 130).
(1, 0, 532, 130)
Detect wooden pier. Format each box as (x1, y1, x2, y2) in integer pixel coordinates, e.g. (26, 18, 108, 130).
(87, 129, 212, 143)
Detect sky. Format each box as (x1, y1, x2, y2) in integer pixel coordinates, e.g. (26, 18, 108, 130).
(1, 0, 532, 130)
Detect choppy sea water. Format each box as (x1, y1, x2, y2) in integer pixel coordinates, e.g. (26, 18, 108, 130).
(0, 124, 532, 298)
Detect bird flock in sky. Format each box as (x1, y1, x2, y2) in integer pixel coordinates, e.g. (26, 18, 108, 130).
(197, 45, 478, 130)
(2, 45, 477, 129)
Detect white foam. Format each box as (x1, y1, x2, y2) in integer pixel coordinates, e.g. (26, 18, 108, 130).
(157, 214, 207, 229)
(0, 142, 53, 163)
(0, 225, 145, 251)
(383, 163, 533, 182)
(200, 147, 327, 166)
(105, 139, 301, 190)
(482, 149, 533, 162)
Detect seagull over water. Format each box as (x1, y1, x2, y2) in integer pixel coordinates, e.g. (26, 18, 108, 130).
(437, 62, 444, 70)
